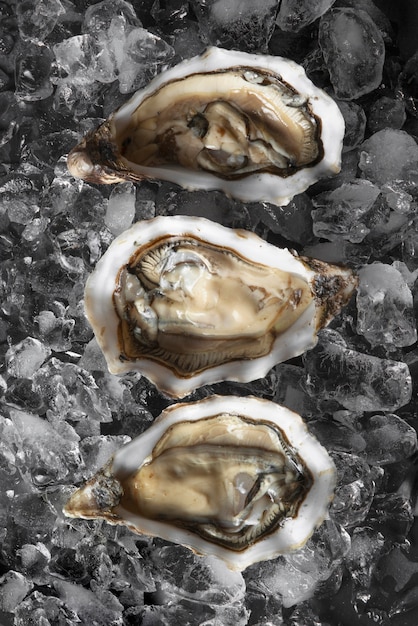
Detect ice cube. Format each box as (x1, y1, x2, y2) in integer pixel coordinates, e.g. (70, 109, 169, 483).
(190, 0, 278, 52)
(14, 590, 79, 625)
(53, 579, 123, 624)
(256, 194, 315, 246)
(359, 129, 418, 187)
(246, 521, 350, 608)
(16, 0, 65, 42)
(118, 27, 175, 93)
(337, 101, 366, 153)
(105, 182, 136, 236)
(53, 35, 101, 83)
(368, 96, 406, 133)
(304, 329, 413, 412)
(15, 41, 54, 101)
(330, 451, 375, 527)
(356, 262, 417, 347)
(359, 413, 417, 465)
(0, 570, 34, 613)
(319, 8, 385, 99)
(16, 543, 51, 585)
(6, 337, 51, 379)
(375, 547, 418, 593)
(277, 0, 336, 32)
(79, 435, 131, 478)
(9, 407, 83, 485)
(82, 0, 141, 37)
(312, 180, 381, 243)
(150, 545, 245, 605)
(345, 527, 385, 605)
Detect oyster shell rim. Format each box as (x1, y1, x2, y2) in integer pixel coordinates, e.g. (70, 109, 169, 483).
(64, 395, 337, 571)
(84, 215, 357, 398)
(67, 46, 345, 207)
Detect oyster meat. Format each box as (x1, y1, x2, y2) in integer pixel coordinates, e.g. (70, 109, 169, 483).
(64, 395, 336, 571)
(67, 47, 344, 206)
(85, 215, 358, 397)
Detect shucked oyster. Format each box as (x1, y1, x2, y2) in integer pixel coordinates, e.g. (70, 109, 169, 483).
(85, 216, 357, 398)
(67, 47, 344, 206)
(64, 395, 336, 571)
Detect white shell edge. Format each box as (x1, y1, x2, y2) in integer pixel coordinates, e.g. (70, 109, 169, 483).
(84, 215, 320, 397)
(111, 47, 345, 206)
(108, 395, 336, 571)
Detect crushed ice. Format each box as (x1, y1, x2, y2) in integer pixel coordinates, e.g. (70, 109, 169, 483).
(0, 0, 418, 624)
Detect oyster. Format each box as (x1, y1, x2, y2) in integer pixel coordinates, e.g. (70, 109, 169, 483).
(64, 395, 336, 570)
(67, 47, 344, 206)
(85, 216, 357, 398)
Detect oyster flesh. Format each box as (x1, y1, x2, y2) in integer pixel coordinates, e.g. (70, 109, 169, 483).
(85, 215, 358, 398)
(64, 395, 336, 571)
(67, 47, 345, 206)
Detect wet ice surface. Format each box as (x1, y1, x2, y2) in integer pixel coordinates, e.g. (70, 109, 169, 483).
(1, 0, 418, 624)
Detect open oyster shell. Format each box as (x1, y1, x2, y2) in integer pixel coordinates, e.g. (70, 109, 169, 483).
(85, 215, 357, 398)
(67, 47, 344, 206)
(64, 395, 336, 571)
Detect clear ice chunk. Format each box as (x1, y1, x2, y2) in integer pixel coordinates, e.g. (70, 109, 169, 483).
(277, 0, 336, 32)
(16, 543, 51, 585)
(190, 0, 278, 52)
(304, 329, 413, 412)
(53, 76, 103, 117)
(368, 96, 407, 133)
(337, 101, 366, 153)
(356, 262, 417, 347)
(10, 492, 58, 544)
(82, 0, 141, 36)
(359, 129, 418, 187)
(168, 19, 206, 61)
(382, 183, 413, 215)
(330, 451, 375, 527)
(31, 358, 112, 424)
(53, 35, 98, 81)
(375, 547, 418, 593)
(118, 27, 175, 93)
(124, 27, 175, 66)
(256, 194, 314, 246)
(6, 198, 38, 225)
(308, 416, 367, 457)
(77, 338, 109, 372)
(359, 413, 417, 465)
(367, 493, 414, 545)
(15, 41, 54, 101)
(272, 363, 316, 416)
(246, 520, 350, 608)
(16, 0, 66, 42)
(319, 8, 385, 99)
(135, 601, 248, 626)
(0, 570, 34, 613)
(149, 545, 245, 605)
(6, 337, 51, 379)
(34, 307, 75, 353)
(284, 604, 326, 626)
(345, 527, 385, 606)
(9, 408, 83, 485)
(312, 180, 381, 243)
(54, 579, 123, 624)
(150, 0, 190, 29)
(390, 585, 418, 617)
(14, 590, 79, 625)
(54, 16, 174, 97)
(105, 182, 136, 236)
(403, 229, 418, 271)
(79, 435, 131, 477)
